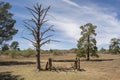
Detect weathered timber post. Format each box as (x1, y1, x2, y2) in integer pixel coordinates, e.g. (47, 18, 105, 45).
(49, 58, 52, 71)
(74, 58, 78, 69)
(45, 62, 49, 70)
(77, 58, 80, 71)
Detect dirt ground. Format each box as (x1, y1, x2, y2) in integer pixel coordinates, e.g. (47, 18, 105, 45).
(0, 54, 120, 80)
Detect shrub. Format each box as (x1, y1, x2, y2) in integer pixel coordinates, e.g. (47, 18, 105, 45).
(0, 48, 36, 58)
(9, 50, 18, 58)
(2, 50, 20, 58)
(20, 48, 36, 57)
(53, 51, 63, 56)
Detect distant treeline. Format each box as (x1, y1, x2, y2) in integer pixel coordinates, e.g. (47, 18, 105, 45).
(0, 48, 119, 58)
(0, 48, 77, 58)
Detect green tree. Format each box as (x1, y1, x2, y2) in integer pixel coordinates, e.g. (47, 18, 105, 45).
(99, 47, 106, 54)
(49, 49, 53, 53)
(2, 44, 9, 51)
(23, 4, 55, 71)
(77, 23, 98, 60)
(109, 38, 120, 54)
(10, 41, 19, 50)
(0, 2, 18, 44)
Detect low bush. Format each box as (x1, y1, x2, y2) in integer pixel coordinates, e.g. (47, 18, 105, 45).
(1, 50, 20, 58)
(20, 48, 36, 57)
(1, 48, 36, 58)
(53, 51, 63, 56)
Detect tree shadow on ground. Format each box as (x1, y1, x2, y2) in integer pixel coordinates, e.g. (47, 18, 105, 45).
(0, 61, 36, 66)
(81, 59, 114, 62)
(0, 71, 24, 80)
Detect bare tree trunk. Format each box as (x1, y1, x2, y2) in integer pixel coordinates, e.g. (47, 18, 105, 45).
(36, 48, 41, 71)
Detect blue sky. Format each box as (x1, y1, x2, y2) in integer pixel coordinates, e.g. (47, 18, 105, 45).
(2, 0, 120, 50)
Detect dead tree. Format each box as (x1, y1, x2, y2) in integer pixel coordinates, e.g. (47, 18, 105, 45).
(23, 3, 54, 71)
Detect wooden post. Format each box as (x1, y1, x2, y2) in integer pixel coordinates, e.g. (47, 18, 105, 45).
(45, 62, 48, 70)
(49, 58, 52, 71)
(77, 58, 80, 71)
(74, 58, 78, 69)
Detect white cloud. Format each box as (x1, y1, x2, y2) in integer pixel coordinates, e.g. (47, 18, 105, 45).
(49, 14, 80, 40)
(62, 0, 80, 8)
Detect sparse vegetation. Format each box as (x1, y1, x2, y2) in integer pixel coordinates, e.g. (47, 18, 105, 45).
(1, 44, 9, 51)
(10, 41, 19, 50)
(19, 48, 36, 58)
(1, 48, 35, 58)
(109, 38, 120, 54)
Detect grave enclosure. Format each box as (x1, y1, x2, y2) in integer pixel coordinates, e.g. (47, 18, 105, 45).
(45, 58, 81, 71)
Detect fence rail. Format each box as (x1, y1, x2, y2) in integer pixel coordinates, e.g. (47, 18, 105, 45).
(52, 59, 77, 62)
